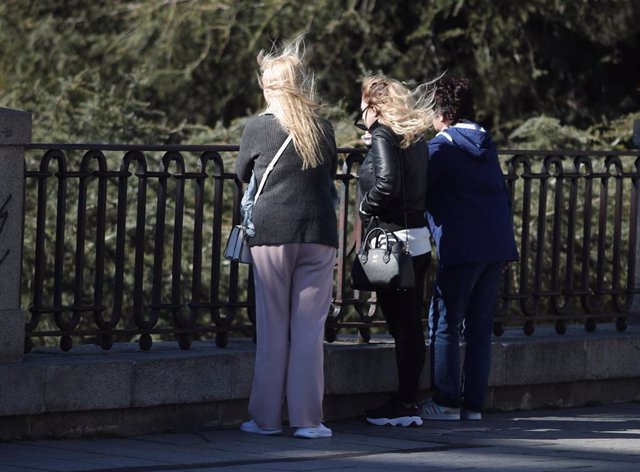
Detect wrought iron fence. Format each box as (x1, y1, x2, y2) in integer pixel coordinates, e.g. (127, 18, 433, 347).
(499, 150, 640, 335)
(21, 144, 640, 352)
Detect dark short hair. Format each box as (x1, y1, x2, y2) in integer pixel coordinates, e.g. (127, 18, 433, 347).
(433, 78, 475, 124)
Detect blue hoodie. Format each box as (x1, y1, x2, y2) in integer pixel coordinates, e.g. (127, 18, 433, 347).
(426, 122, 519, 266)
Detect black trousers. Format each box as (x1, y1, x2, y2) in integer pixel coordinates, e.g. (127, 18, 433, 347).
(375, 252, 431, 404)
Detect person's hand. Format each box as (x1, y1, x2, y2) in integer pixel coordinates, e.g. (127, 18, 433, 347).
(359, 198, 372, 217)
(361, 131, 372, 147)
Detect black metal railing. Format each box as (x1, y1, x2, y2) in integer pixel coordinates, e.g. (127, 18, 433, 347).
(21, 144, 640, 352)
(498, 150, 640, 335)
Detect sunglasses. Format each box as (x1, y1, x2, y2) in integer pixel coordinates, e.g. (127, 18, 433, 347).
(354, 105, 371, 131)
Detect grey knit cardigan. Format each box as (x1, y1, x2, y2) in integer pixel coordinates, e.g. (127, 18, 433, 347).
(235, 114, 339, 248)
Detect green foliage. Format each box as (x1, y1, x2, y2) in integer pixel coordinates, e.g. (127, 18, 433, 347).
(509, 111, 640, 150)
(507, 116, 598, 150)
(588, 111, 640, 150)
(1, 0, 639, 146)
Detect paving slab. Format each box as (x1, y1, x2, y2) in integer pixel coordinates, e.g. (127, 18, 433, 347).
(1, 403, 639, 471)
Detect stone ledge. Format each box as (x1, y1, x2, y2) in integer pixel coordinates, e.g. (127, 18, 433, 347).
(1, 326, 639, 439)
(3, 380, 640, 440)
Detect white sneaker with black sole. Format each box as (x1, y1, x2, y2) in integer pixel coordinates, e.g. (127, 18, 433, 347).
(365, 401, 423, 427)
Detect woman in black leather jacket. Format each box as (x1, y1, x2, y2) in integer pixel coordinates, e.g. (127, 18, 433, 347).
(356, 75, 436, 427)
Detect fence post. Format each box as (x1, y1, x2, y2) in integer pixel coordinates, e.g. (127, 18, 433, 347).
(634, 120, 640, 323)
(0, 107, 31, 362)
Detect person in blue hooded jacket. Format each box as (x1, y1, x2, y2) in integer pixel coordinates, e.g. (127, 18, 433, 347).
(419, 78, 518, 421)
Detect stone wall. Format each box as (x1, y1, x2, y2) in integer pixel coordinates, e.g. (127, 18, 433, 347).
(1, 327, 639, 439)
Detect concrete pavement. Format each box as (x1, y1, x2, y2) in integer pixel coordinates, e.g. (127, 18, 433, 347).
(1, 403, 639, 471)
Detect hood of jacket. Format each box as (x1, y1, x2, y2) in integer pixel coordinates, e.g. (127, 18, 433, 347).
(437, 121, 494, 160)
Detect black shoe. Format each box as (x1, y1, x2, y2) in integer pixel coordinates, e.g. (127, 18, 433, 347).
(365, 401, 423, 427)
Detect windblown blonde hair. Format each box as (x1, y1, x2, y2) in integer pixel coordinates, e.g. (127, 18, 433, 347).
(361, 75, 437, 148)
(257, 36, 328, 169)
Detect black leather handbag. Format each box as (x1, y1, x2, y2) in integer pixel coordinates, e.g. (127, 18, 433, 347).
(223, 225, 252, 264)
(351, 144, 415, 291)
(351, 227, 415, 291)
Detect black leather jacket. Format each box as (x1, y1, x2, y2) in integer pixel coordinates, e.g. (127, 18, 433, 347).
(358, 121, 429, 230)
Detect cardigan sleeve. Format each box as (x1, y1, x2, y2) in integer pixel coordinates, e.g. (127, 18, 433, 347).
(235, 119, 258, 183)
(325, 123, 338, 179)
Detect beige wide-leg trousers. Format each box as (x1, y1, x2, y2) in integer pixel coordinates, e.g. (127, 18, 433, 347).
(248, 243, 335, 430)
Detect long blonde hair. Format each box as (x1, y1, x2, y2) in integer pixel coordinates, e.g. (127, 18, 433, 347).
(361, 75, 437, 148)
(258, 36, 328, 169)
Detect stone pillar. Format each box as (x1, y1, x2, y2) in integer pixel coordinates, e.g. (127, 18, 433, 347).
(0, 107, 31, 362)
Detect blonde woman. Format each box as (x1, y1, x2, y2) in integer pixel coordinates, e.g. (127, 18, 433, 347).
(355, 75, 436, 427)
(235, 38, 338, 439)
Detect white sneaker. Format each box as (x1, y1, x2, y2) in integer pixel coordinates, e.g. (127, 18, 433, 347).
(461, 408, 482, 420)
(294, 423, 333, 439)
(418, 398, 460, 421)
(240, 419, 282, 435)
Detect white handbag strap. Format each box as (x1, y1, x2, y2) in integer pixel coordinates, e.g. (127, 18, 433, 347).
(253, 135, 292, 205)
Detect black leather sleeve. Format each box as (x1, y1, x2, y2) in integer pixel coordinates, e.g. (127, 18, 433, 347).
(360, 128, 400, 215)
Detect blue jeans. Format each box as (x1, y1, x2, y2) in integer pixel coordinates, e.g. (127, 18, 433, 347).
(428, 262, 503, 411)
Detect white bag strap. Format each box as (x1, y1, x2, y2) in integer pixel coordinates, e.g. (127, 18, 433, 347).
(253, 135, 292, 205)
